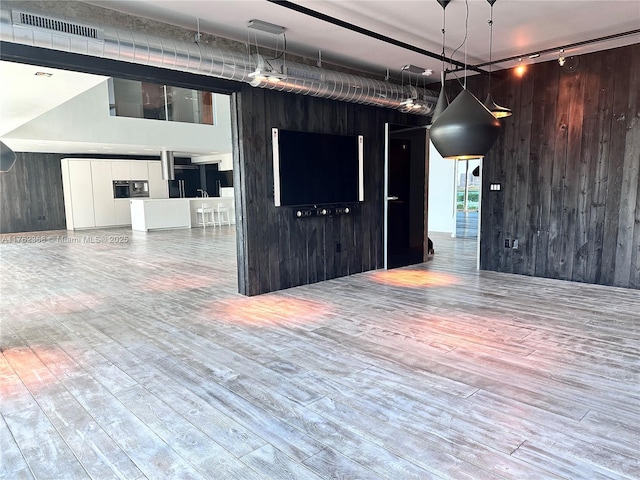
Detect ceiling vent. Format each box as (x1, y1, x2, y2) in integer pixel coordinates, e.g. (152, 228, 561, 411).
(12, 10, 103, 40)
(285, 66, 324, 83)
(1, 8, 435, 115)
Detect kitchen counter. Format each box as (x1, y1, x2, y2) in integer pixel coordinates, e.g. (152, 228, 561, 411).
(130, 197, 234, 231)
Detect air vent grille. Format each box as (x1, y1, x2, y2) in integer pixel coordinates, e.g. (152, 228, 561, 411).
(285, 67, 324, 82)
(13, 11, 103, 39)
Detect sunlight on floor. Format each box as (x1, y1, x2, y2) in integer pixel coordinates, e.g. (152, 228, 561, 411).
(370, 269, 460, 288)
(215, 296, 332, 326)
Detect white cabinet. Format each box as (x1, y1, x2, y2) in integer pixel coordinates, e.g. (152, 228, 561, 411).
(130, 161, 148, 180)
(111, 161, 130, 180)
(114, 199, 132, 225)
(92, 161, 116, 227)
(62, 159, 95, 229)
(130, 199, 191, 231)
(147, 161, 169, 198)
(62, 158, 158, 230)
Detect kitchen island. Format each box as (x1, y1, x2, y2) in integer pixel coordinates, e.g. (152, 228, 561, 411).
(130, 197, 234, 231)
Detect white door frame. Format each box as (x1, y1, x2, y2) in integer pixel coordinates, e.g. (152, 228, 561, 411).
(383, 123, 390, 269)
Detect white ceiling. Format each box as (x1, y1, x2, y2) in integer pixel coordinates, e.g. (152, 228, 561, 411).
(0, 60, 230, 157)
(82, 0, 640, 76)
(1, 0, 639, 156)
(0, 61, 108, 137)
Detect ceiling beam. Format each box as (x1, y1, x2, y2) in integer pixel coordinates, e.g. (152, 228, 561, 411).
(267, 0, 486, 75)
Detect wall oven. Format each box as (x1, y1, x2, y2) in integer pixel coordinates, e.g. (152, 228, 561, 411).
(113, 181, 130, 198)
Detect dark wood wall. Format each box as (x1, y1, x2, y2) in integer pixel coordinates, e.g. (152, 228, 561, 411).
(232, 86, 423, 296)
(0, 153, 66, 233)
(477, 43, 640, 289)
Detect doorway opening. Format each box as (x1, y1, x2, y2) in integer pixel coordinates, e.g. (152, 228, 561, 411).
(455, 159, 480, 239)
(384, 124, 429, 270)
(0, 52, 242, 286)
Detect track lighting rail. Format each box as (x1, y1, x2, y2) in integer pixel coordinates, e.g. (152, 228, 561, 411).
(452, 28, 640, 72)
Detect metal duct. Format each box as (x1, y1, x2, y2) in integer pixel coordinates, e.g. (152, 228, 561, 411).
(1, 8, 437, 115)
(160, 148, 175, 181)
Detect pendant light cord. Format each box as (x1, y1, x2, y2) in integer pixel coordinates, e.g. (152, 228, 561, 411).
(463, 0, 469, 89)
(449, 0, 470, 89)
(488, 3, 494, 93)
(441, 5, 447, 77)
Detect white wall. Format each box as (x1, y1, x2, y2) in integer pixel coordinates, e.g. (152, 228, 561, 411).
(3, 81, 233, 155)
(428, 141, 456, 234)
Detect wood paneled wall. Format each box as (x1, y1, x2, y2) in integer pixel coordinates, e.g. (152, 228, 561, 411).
(0, 153, 66, 233)
(478, 43, 640, 289)
(232, 86, 422, 295)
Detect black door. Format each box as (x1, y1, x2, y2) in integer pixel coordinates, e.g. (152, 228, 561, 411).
(386, 126, 427, 269)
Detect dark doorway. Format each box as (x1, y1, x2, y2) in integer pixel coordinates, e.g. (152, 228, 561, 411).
(385, 125, 428, 269)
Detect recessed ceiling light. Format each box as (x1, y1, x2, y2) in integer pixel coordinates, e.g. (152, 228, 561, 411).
(102, 146, 113, 150)
(34, 72, 53, 77)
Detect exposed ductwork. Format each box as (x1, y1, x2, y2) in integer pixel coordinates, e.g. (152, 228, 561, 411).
(0, 8, 438, 115)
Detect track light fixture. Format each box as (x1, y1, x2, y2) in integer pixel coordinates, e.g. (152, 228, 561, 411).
(558, 49, 566, 66)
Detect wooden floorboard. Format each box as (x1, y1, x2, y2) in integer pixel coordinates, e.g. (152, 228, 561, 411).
(1, 228, 639, 479)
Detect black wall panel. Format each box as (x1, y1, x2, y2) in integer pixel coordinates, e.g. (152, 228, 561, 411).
(232, 86, 422, 295)
(477, 43, 640, 289)
(0, 153, 66, 233)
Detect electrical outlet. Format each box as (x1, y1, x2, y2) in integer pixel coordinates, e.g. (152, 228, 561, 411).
(504, 239, 510, 248)
(512, 239, 519, 249)
(336, 243, 341, 253)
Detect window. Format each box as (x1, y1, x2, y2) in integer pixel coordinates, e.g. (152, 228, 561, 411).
(108, 78, 215, 125)
(456, 159, 480, 212)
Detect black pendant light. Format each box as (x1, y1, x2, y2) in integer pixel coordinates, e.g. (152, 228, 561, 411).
(483, 0, 512, 118)
(431, 0, 451, 123)
(430, 0, 501, 160)
(431, 71, 449, 121)
(430, 89, 500, 160)
(0, 141, 17, 172)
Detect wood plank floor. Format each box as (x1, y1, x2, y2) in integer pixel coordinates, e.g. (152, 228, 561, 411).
(1, 228, 638, 479)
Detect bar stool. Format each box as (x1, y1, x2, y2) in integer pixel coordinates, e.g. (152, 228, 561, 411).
(215, 201, 231, 226)
(196, 203, 214, 228)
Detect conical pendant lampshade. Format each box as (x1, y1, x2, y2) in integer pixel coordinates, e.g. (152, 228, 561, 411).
(431, 71, 449, 123)
(432, 88, 449, 122)
(430, 89, 501, 160)
(484, 92, 512, 118)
